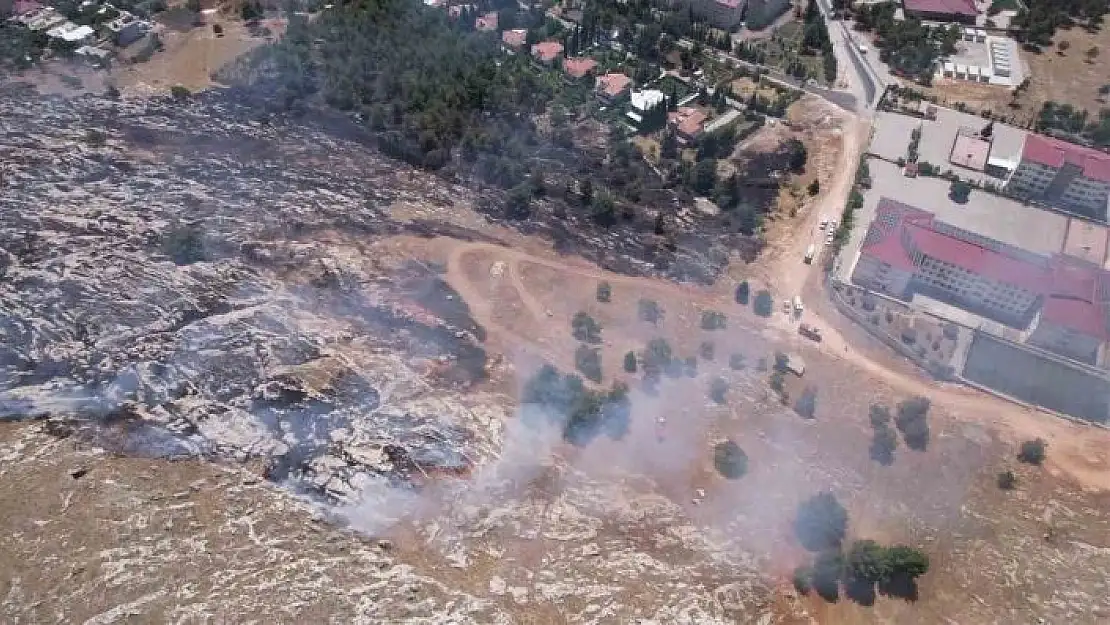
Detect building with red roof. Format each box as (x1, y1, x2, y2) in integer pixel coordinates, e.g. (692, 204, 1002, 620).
(501, 29, 527, 52)
(853, 197, 1110, 363)
(475, 11, 497, 31)
(595, 72, 632, 101)
(1005, 134, 1110, 218)
(563, 57, 598, 79)
(668, 107, 708, 141)
(530, 40, 564, 65)
(902, 0, 978, 24)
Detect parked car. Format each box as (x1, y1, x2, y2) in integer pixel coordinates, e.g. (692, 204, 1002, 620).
(799, 323, 822, 342)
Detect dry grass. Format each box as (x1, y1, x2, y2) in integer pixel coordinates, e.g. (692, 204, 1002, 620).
(110, 17, 286, 94)
(923, 25, 1110, 125)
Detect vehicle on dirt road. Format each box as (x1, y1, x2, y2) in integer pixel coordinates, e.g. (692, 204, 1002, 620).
(799, 323, 822, 342)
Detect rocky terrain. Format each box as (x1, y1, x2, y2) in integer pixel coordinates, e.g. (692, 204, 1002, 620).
(3, 84, 1110, 625)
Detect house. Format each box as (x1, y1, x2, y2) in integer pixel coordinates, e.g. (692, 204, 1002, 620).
(76, 44, 111, 66)
(563, 57, 597, 80)
(501, 28, 527, 52)
(46, 21, 95, 46)
(18, 6, 66, 31)
(668, 107, 708, 141)
(627, 88, 666, 127)
(902, 0, 978, 24)
(1005, 134, 1110, 218)
(690, 0, 745, 30)
(105, 12, 150, 46)
(595, 72, 632, 101)
(531, 40, 564, 65)
(852, 197, 1110, 364)
(474, 11, 497, 31)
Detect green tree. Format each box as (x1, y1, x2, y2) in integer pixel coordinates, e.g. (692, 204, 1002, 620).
(784, 138, 808, 172)
(894, 396, 930, 451)
(643, 337, 673, 374)
(623, 351, 637, 373)
(692, 159, 718, 195)
(1018, 438, 1047, 465)
(713, 439, 748, 478)
(596, 281, 612, 303)
(505, 182, 533, 219)
(728, 353, 745, 370)
(795, 492, 848, 552)
(807, 179, 821, 195)
(571, 312, 602, 344)
(753, 290, 774, 317)
(579, 178, 594, 206)
(885, 545, 929, 580)
(949, 179, 972, 203)
(847, 540, 891, 584)
(162, 223, 206, 265)
(104, 84, 121, 100)
(794, 386, 817, 419)
(574, 344, 603, 382)
(811, 550, 844, 601)
(735, 280, 750, 305)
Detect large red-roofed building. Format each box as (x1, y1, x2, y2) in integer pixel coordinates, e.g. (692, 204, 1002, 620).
(1005, 134, 1110, 218)
(902, 0, 978, 24)
(853, 197, 1110, 363)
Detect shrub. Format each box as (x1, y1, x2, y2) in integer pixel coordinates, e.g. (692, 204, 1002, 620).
(709, 376, 729, 404)
(807, 179, 821, 195)
(949, 180, 972, 203)
(1018, 438, 1047, 465)
(997, 470, 1017, 490)
(728, 353, 745, 370)
(753, 290, 773, 317)
(623, 351, 637, 373)
(170, 85, 191, 101)
(811, 550, 844, 601)
(162, 223, 207, 265)
(638, 298, 663, 324)
(213, 23, 224, 35)
(700, 310, 726, 330)
(699, 341, 715, 361)
(847, 539, 891, 584)
(713, 439, 748, 478)
(795, 492, 848, 552)
(643, 338, 673, 374)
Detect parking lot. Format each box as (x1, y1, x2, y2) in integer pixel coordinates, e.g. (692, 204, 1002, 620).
(868, 109, 1028, 186)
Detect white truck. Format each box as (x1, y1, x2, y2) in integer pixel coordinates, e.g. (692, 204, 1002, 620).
(793, 295, 804, 315)
(804, 244, 816, 264)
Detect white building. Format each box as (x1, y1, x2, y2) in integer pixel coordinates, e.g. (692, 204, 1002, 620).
(1005, 134, 1110, 218)
(46, 21, 95, 46)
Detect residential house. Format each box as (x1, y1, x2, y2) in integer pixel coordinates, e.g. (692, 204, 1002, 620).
(105, 11, 150, 46)
(902, 0, 978, 24)
(475, 11, 497, 31)
(563, 57, 597, 80)
(595, 72, 632, 101)
(18, 7, 67, 31)
(531, 40, 564, 65)
(627, 88, 666, 128)
(1005, 134, 1110, 219)
(668, 107, 708, 142)
(501, 28, 527, 52)
(46, 21, 96, 46)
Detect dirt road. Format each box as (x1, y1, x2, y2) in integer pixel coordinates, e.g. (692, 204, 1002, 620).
(437, 236, 1110, 493)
